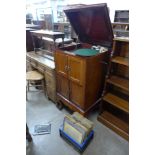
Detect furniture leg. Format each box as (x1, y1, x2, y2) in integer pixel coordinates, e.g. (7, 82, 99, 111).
(42, 79, 46, 96)
(26, 124, 32, 142)
(27, 80, 30, 91)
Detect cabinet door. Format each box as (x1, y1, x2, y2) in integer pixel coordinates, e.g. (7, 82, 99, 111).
(68, 56, 85, 86)
(57, 75, 69, 99)
(69, 81, 84, 109)
(55, 52, 68, 78)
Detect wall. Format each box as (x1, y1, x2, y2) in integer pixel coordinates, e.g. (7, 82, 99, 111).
(26, 0, 129, 22)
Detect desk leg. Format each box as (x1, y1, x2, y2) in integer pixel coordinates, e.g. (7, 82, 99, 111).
(53, 38, 56, 50)
(26, 124, 32, 142)
(31, 35, 36, 52)
(62, 37, 64, 47)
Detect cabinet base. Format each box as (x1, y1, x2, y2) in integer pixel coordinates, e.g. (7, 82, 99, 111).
(57, 93, 99, 116)
(56, 101, 63, 110)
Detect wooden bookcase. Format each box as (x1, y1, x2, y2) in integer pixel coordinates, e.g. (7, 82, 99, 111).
(114, 10, 129, 23)
(112, 10, 129, 38)
(112, 22, 129, 38)
(98, 37, 129, 140)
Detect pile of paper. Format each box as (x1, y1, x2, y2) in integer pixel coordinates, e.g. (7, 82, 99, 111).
(63, 112, 93, 144)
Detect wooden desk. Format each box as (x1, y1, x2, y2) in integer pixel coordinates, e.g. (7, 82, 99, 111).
(31, 30, 65, 50)
(26, 51, 56, 102)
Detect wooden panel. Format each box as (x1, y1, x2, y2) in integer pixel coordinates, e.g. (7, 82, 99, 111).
(45, 71, 56, 102)
(103, 93, 129, 113)
(56, 75, 69, 99)
(119, 42, 129, 58)
(30, 59, 38, 68)
(26, 60, 33, 72)
(69, 82, 84, 109)
(45, 67, 55, 75)
(85, 53, 108, 109)
(107, 75, 129, 92)
(117, 65, 129, 78)
(37, 63, 45, 73)
(56, 94, 86, 116)
(26, 56, 31, 62)
(68, 56, 85, 86)
(98, 111, 129, 140)
(55, 52, 68, 78)
(112, 40, 129, 58)
(112, 56, 128, 66)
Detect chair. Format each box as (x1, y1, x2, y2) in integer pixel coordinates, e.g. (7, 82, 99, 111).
(26, 70, 45, 100)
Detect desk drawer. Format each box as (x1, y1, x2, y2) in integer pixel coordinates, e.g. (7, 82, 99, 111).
(37, 63, 45, 73)
(45, 71, 56, 87)
(26, 60, 32, 71)
(30, 60, 37, 68)
(26, 60, 30, 64)
(26, 56, 31, 62)
(26, 58, 31, 63)
(45, 67, 55, 76)
(45, 71, 56, 102)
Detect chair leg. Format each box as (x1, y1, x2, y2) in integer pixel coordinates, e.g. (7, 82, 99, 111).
(26, 124, 32, 142)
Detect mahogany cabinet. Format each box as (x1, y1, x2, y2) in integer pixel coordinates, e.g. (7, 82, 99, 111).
(55, 50, 108, 116)
(55, 3, 113, 116)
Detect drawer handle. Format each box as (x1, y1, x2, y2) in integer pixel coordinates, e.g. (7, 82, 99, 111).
(65, 66, 71, 71)
(38, 68, 44, 72)
(68, 66, 71, 71)
(46, 82, 51, 85)
(65, 66, 68, 71)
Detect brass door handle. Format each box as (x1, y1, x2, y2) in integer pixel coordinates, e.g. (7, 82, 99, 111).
(68, 66, 71, 71)
(65, 66, 68, 71)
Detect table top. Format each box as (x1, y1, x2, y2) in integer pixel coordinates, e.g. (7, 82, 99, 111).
(26, 24, 40, 28)
(31, 29, 64, 36)
(42, 37, 73, 44)
(26, 28, 36, 31)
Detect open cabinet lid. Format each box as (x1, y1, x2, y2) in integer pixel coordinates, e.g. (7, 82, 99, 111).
(64, 3, 114, 48)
